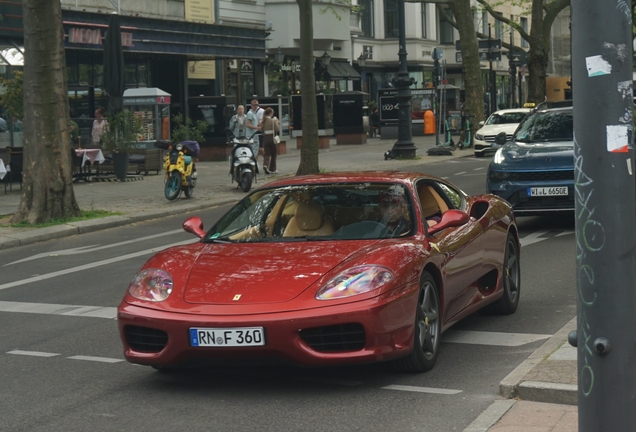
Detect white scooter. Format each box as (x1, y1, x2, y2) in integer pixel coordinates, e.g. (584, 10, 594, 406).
(226, 129, 257, 192)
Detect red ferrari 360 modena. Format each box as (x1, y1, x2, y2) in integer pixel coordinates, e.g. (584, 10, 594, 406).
(117, 172, 520, 373)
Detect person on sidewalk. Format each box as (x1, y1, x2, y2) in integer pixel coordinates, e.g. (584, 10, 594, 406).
(246, 100, 264, 171)
(261, 108, 280, 174)
(91, 107, 108, 146)
(370, 108, 380, 137)
(228, 105, 248, 138)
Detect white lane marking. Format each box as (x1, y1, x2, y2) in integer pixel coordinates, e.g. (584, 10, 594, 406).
(556, 230, 575, 238)
(0, 301, 117, 319)
(7, 350, 60, 357)
(443, 330, 550, 347)
(519, 230, 549, 247)
(296, 377, 364, 386)
(455, 171, 467, 175)
(473, 167, 485, 170)
(382, 385, 462, 395)
(5, 229, 184, 266)
(0, 239, 195, 291)
(68, 355, 124, 363)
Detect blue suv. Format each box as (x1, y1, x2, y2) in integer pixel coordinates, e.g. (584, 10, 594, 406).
(486, 106, 574, 215)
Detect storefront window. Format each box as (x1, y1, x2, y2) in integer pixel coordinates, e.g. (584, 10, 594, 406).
(360, 0, 374, 38)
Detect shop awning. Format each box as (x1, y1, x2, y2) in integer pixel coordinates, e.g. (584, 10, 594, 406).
(325, 61, 361, 81)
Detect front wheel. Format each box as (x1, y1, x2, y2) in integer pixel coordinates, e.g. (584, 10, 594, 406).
(240, 171, 253, 192)
(392, 272, 441, 373)
(165, 170, 181, 200)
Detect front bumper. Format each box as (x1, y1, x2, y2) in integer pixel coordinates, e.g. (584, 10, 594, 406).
(487, 179, 575, 214)
(117, 291, 418, 368)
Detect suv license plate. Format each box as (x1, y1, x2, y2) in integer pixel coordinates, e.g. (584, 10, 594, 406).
(527, 187, 568, 197)
(190, 327, 265, 347)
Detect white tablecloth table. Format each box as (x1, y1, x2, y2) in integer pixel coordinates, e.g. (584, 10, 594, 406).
(0, 158, 7, 180)
(74, 149, 105, 182)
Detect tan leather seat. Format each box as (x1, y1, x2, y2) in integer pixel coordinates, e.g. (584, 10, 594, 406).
(419, 185, 449, 225)
(283, 200, 335, 237)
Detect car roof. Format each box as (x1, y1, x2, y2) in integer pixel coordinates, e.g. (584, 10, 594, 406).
(491, 108, 532, 114)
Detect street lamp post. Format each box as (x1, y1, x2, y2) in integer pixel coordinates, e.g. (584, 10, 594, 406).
(389, 0, 416, 159)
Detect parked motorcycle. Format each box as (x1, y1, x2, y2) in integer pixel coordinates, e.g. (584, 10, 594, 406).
(226, 129, 257, 192)
(155, 140, 199, 200)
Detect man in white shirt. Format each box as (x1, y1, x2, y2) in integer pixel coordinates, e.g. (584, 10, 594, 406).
(246, 99, 264, 169)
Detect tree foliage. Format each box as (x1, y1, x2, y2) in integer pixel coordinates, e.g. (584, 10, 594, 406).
(0, 70, 23, 120)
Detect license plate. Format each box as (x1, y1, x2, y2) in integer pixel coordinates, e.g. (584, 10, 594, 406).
(527, 187, 568, 196)
(190, 327, 265, 347)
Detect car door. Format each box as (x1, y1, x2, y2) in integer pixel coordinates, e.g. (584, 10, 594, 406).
(417, 180, 486, 323)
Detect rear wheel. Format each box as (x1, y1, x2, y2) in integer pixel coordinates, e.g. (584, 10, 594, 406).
(486, 233, 520, 314)
(184, 185, 194, 198)
(240, 171, 253, 192)
(165, 170, 181, 200)
(392, 271, 441, 373)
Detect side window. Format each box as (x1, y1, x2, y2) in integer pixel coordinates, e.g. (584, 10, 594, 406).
(436, 182, 463, 210)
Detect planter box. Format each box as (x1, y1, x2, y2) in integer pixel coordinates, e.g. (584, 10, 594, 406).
(336, 133, 367, 145)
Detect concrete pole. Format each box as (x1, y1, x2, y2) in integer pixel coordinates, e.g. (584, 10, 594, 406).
(570, 0, 636, 429)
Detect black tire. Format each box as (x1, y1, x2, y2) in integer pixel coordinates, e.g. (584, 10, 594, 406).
(240, 171, 253, 192)
(165, 170, 181, 200)
(184, 185, 194, 198)
(486, 233, 521, 315)
(392, 272, 441, 373)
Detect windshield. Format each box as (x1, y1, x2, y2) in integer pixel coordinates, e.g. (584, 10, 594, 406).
(514, 110, 573, 143)
(486, 112, 528, 125)
(203, 183, 416, 243)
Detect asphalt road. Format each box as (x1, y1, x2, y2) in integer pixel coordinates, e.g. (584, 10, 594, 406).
(0, 156, 577, 432)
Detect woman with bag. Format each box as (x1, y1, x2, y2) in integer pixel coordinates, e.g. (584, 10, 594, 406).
(261, 108, 280, 174)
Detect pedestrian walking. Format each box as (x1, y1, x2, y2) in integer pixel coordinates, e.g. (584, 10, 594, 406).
(246, 99, 264, 171)
(261, 108, 280, 174)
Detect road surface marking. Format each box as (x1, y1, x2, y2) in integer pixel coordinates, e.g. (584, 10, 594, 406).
(473, 167, 485, 170)
(296, 377, 364, 386)
(455, 171, 467, 175)
(519, 230, 550, 247)
(5, 229, 184, 266)
(443, 330, 550, 347)
(0, 239, 195, 291)
(382, 385, 462, 394)
(7, 350, 59, 357)
(68, 355, 124, 363)
(0, 301, 117, 319)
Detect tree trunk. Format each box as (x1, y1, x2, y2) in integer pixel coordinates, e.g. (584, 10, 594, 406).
(11, 0, 80, 224)
(295, 0, 319, 176)
(448, 0, 485, 133)
(526, 0, 549, 103)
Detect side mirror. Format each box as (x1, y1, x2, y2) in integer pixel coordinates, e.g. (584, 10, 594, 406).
(183, 216, 206, 238)
(494, 131, 507, 145)
(427, 209, 470, 235)
(478, 120, 484, 127)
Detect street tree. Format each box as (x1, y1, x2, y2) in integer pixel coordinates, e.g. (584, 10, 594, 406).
(407, 0, 486, 128)
(295, 0, 320, 175)
(476, 0, 570, 103)
(10, 0, 80, 224)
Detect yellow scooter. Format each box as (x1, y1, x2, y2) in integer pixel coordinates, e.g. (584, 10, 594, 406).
(156, 140, 199, 200)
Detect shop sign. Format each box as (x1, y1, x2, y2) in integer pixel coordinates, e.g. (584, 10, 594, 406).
(67, 27, 134, 47)
(280, 61, 301, 73)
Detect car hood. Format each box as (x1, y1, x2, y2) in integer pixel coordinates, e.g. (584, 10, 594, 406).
(492, 140, 574, 170)
(183, 241, 377, 305)
(477, 124, 519, 136)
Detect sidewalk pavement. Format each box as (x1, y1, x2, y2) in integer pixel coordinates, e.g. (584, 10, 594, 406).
(0, 134, 579, 431)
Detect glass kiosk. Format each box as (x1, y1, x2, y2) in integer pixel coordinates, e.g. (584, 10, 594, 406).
(123, 87, 171, 149)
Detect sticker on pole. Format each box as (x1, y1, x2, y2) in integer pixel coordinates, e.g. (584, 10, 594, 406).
(606, 125, 630, 153)
(586, 55, 611, 77)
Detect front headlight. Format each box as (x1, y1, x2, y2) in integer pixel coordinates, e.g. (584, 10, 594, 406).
(127, 268, 174, 302)
(488, 169, 511, 181)
(475, 133, 484, 141)
(315, 265, 394, 300)
(176, 143, 184, 151)
(493, 148, 505, 164)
